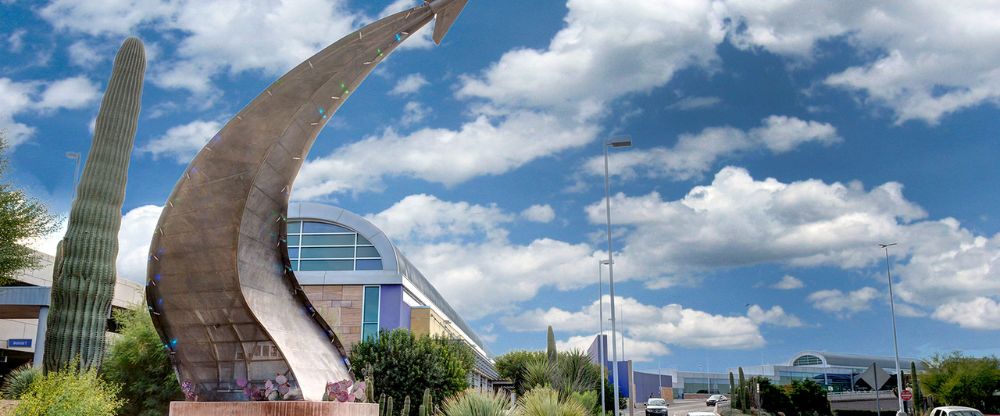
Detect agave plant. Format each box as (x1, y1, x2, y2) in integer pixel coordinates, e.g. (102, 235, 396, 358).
(440, 389, 512, 416)
(516, 387, 588, 416)
(0, 364, 39, 399)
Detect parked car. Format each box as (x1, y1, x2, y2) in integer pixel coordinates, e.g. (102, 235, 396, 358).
(645, 398, 669, 415)
(929, 407, 984, 416)
(706, 394, 729, 406)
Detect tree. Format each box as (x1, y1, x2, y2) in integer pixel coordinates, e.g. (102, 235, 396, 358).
(922, 353, 1000, 413)
(496, 350, 545, 396)
(788, 379, 832, 416)
(349, 329, 474, 415)
(102, 305, 182, 416)
(752, 377, 793, 416)
(0, 133, 59, 285)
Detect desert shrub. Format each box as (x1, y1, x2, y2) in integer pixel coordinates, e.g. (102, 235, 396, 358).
(0, 363, 39, 399)
(788, 379, 832, 416)
(349, 329, 474, 416)
(440, 389, 512, 416)
(922, 352, 1000, 413)
(517, 387, 588, 416)
(102, 305, 183, 416)
(15, 361, 122, 416)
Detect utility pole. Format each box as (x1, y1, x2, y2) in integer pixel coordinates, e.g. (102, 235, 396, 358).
(880, 243, 906, 416)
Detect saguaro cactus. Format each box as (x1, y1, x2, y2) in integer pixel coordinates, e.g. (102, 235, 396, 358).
(44, 37, 146, 372)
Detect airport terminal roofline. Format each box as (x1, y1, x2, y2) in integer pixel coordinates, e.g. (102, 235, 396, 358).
(790, 350, 927, 370)
(288, 201, 491, 358)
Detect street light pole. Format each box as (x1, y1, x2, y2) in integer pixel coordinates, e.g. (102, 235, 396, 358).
(879, 243, 906, 416)
(599, 260, 607, 414)
(65, 152, 81, 200)
(604, 136, 631, 416)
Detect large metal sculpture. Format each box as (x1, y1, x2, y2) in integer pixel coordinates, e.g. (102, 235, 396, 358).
(47, 37, 146, 372)
(146, 0, 467, 402)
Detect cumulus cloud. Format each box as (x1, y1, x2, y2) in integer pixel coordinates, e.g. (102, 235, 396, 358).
(294, 112, 598, 198)
(503, 296, 766, 351)
(521, 204, 555, 223)
(116, 205, 162, 282)
(67, 40, 103, 68)
(746, 304, 803, 327)
(139, 119, 222, 163)
(667, 96, 721, 111)
(400, 101, 429, 126)
(807, 287, 880, 317)
(932, 297, 1000, 330)
(557, 331, 671, 363)
(34, 76, 100, 112)
(588, 116, 841, 181)
(365, 194, 511, 243)
(0, 76, 100, 149)
(772, 275, 804, 290)
(0, 78, 38, 147)
(390, 74, 429, 96)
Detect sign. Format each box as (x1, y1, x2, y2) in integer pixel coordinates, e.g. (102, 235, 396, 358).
(901, 390, 913, 401)
(7, 339, 31, 348)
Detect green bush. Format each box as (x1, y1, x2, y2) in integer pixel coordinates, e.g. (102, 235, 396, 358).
(1, 364, 39, 399)
(15, 362, 122, 415)
(788, 379, 832, 416)
(516, 387, 587, 416)
(922, 352, 1000, 413)
(102, 305, 183, 416)
(349, 329, 474, 416)
(440, 389, 512, 416)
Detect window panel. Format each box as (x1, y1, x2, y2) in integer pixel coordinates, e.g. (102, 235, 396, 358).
(301, 247, 355, 259)
(299, 260, 353, 271)
(363, 286, 379, 322)
(287, 221, 301, 233)
(287, 248, 299, 258)
(356, 246, 380, 257)
(356, 259, 383, 270)
(357, 235, 372, 245)
(301, 234, 355, 246)
(287, 235, 300, 246)
(302, 222, 352, 233)
(362, 323, 379, 341)
(291, 260, 298, 270)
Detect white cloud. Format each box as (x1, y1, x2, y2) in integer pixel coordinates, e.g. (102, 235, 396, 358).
(667, 96, 721, 111)
(34, 76, 100, 112)
(294, 112, 598, 198)
(0, 78, 38, 148)
(7, 29, 25, 52)
(557, 331, 670, 363)
(139, 119, 222, 163)
(807, 287, 880, 317)
(390, 74, 429, 96)
(719, 1, 1000, 123)
(746, 304, 803, 327)
(588, 116, 840, 181)
(116, 205, 162, 282)
(503, 296, 765, 350)
(521, 204, 555, 223)
(772, 275, 804, 290)
(400, 101, 429, 126)
(932, 297, 1000, 330)
(67, 41, 103, 68)
(365, 195, 600, 319)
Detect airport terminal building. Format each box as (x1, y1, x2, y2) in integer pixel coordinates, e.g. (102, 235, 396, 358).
(286, 202, 499, 390)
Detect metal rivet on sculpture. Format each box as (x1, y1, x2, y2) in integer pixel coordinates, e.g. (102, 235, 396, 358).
(46, 37, 146, 373)
(145, 0, 468, 402)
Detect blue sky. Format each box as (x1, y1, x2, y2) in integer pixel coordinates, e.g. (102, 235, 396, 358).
(4, 0, 1000, 373)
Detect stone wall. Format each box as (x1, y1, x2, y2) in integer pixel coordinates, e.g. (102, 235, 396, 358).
(302, 285, 364, 352)
(169, 401, 378, 416)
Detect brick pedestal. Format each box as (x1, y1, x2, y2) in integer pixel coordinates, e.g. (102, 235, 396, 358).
(169, 401, 378, 416)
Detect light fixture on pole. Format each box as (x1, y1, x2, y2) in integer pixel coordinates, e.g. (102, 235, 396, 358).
(603, 136, 631, 416)
(879, 242, 906, 416)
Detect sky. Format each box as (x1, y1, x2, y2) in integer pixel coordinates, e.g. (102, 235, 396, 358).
(4, 0, 1000, 374)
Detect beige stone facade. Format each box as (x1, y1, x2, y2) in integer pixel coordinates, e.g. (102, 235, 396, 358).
(409, 306, 459, 339)
(302, 285, 365, 352)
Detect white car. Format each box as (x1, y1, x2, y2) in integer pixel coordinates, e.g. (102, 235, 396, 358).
(929, 406, 984, 416)
(645, 398, 669, 416)
(706, 395, 729, 406)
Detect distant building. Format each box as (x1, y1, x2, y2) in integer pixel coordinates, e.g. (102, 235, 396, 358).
(0, 250, 144, 375)
(287, 202, 499, 391)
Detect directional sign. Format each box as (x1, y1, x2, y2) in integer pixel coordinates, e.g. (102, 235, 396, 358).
(901, 390, 913, 401)
(7, 339, 31, 348)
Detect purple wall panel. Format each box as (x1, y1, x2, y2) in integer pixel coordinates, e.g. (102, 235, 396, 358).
(379, 285, 404, 330)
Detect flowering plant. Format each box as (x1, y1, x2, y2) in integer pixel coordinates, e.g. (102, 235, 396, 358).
(324, 379, 367, 402)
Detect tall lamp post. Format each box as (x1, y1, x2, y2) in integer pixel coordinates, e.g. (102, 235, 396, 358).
(598, 259, 611, 414)
(65, 152, 81, 198)
(604, 136, 631, 416)
(879, 242, 906, 416)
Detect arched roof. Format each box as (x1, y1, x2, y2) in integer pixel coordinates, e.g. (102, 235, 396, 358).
(288, 202, 490, 356)
(789, 351, 927, 371)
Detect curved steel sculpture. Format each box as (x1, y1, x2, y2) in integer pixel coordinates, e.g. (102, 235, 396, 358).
(146, 0, 468, 401)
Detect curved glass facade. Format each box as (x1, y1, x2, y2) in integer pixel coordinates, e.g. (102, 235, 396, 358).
(286, 220, 383, 271)
(793, 355, 823, 366)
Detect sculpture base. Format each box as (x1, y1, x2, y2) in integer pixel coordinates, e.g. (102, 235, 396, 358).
(169, 401, 378, 416)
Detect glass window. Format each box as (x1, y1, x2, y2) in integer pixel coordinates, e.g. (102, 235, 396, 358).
(356, 259, 383, 270)
(301, 247, 355, 259)
(301, 234, 355, 246)
(793, 355, 823, 366)
(299, 260, 353, 271)
(285, 220, 383, 272)
(302, 222, 352, 233)
(362, 286, 380, 340)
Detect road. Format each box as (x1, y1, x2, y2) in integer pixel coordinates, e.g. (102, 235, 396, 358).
(667, 399, 716, 416)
